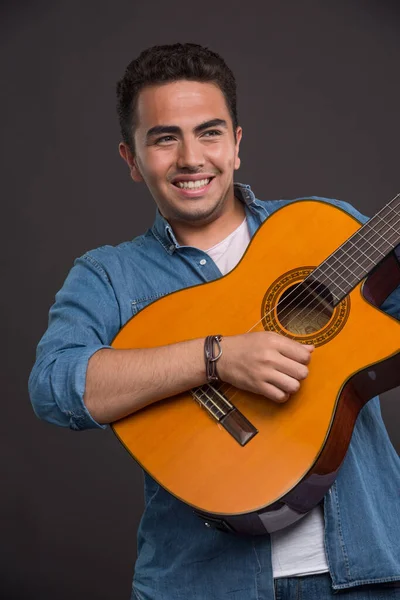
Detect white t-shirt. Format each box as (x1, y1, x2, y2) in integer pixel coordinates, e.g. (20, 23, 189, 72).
(206, 217, 329, 578)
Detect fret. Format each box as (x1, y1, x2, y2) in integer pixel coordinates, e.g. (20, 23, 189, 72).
(356, 224, 392, 258)
(374, 212, 399, 237)
(306, 194, 400, 305)
(347, 233, 380, 266)
(361, 220, 392, 251)
(333, 246, 365, 278)
(316, 260, 351, 293)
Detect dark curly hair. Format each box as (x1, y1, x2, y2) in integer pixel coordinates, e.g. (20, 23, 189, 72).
(116, 42, 238, 152)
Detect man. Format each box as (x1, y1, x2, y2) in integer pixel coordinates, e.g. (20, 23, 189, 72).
(29, 43, 400, 599)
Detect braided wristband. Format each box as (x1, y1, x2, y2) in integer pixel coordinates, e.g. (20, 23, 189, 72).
(204, 335, 223, 383)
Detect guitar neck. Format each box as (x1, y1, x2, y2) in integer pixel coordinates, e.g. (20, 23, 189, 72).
(309, 194, 400, 305)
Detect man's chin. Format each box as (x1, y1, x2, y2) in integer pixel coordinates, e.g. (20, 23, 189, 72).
(170, 202, 223, 226)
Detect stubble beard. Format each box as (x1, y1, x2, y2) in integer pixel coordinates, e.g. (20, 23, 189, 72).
(171, 201, 224, 226)
(166, 185, 231, 228)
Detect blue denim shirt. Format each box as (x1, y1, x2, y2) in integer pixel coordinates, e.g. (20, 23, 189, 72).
(29, 183, 400, 599)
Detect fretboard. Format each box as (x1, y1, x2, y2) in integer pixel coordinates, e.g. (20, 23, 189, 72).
(308, 194, 400, 305)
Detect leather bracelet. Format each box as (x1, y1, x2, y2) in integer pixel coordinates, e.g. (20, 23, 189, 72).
(204, 335, 223, 383)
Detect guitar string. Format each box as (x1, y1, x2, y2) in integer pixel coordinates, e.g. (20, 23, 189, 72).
(251, 199, 400, 339)
(282, 217, 390, 331)
(283, 205, 400, 333)
(240, 200, 400, 342)
(192, 197, 400, 408)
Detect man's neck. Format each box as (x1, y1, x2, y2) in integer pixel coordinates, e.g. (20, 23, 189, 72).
(170, 196, 246, 251)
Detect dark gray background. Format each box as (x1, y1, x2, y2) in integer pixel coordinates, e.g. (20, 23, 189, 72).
(1, 1, 399, 598)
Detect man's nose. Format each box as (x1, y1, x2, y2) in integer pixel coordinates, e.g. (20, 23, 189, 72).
(176, 139, 204, 169)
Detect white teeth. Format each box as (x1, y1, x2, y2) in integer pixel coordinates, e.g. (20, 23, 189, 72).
(176, 178, 211, 189)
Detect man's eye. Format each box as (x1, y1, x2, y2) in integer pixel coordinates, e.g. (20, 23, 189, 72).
(203, 130, 221, 137)
(156, 136, 175, 144)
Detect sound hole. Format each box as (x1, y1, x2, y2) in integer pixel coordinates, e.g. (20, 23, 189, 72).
(277, 280, 334, 335)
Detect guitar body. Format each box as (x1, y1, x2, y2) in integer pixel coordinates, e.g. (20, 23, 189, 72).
(111, 200, 400, 533)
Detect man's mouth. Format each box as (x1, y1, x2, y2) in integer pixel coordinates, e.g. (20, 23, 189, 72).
(173, 177, 212, 190)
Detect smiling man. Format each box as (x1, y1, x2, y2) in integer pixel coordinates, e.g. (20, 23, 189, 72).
(29, 43, 400, 600)
(119, 80, 244, 250)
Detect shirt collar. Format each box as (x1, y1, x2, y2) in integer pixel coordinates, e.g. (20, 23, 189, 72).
(150, 182, 263, 254)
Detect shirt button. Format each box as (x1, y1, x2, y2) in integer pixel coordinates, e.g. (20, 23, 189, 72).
(200, 259, 207, 266)
(169, 245, 175, 251)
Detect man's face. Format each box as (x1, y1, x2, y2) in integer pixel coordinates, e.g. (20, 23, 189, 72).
(120, 80, 242, 226)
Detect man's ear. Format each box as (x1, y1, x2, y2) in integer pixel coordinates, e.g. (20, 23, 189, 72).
(234, 126, 242, 171)
(119, 142, 144, 182)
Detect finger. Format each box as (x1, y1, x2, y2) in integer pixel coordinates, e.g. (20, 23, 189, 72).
(260, 381, 291, 403)
(274, 355, 309, 381)
(277, 339, 314, 364)
(265, 371, 301, 395)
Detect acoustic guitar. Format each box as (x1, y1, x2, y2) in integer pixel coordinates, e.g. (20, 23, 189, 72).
(111, 197, 400, 535)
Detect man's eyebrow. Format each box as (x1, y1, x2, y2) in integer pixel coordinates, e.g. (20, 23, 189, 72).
(146, 125, 181, 140)
(194, 118, 228, 133)
(145, 119, 228, 141)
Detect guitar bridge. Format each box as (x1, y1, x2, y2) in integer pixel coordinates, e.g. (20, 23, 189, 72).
(191, 386, 258, 446)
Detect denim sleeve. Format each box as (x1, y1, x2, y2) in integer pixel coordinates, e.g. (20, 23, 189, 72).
(318, 198, 400, 320)
(28, 253, 122, 430)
